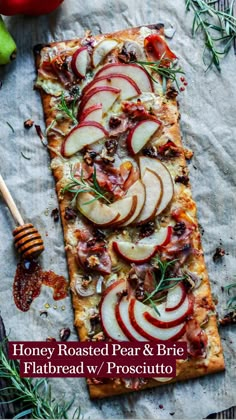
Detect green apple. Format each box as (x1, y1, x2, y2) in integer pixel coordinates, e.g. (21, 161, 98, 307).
(0, 16, 17, 65)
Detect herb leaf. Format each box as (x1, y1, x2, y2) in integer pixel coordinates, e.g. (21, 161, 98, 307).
(57, 92, 79, 125)
(134, 56, 185, 93)
(185, 0, 236, 71)
(143, 257, 186, 310)
(0, 340, 81, 419)
(62, 166, 111, 206)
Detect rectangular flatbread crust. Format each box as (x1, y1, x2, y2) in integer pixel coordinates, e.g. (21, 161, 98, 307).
(34, 24, 225, 399)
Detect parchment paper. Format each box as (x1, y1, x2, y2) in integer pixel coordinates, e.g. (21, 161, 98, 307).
(0, 0, 235, 418)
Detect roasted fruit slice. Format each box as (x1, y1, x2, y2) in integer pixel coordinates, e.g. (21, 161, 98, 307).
(139, 156, 174, 215)
(95, 63, 154, 92)
(100, 279, 129, 341)
(79, 86, 120, 117)
(165, 283, 186, 312)
(116, 295, 146, 341)
(121, 179, 145, 226)
(110, 195, 137, 225)
(129, 298, 186, 341)
(139, 226, 172, 247)
(83, 73, 141, 100)
(127, 119, 161, 155)
(113, 241, 157, 264)
(135, 169, 163, 224)
(77, 192, 119, 227)
(92, 39, 119, 67)
(79, 103, 103, 124)
(71, 46, 90, 78)
(61, 122, 108, 157)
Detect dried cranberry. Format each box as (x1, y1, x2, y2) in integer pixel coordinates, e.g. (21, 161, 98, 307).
(59, 327, 71, 341)
(51, 208, 59, 222)
(24, 119, 34, 129)
(109, 117, 122, 129)
(139, 221, 155, 238)
(142, 146, 158, 158)
(175, 175, 189, 185)
(173, 222, 186, 236)
(64, 207, 77, 221)
(213, 247, 225, 262)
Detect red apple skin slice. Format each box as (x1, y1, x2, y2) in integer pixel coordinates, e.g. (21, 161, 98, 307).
(95, 63, 154, 92)
(82, 73, 141, 100)
(165, 283, 187, 312)
(139, 156, 174, 215)
(110, 195, 138, 226)
(79, 103, 103, 123)
(100, 279, 129, 341)
(71, 46, 89, 78)
(139, 226, 173, 247)
(78, 86, 120, 118)
(144, 293, 194, 328)
(129, 298, 186, 341)
(61, 122, 108, 157)
(127, 119, 161, 155)
(92, 39, 119, 68)
(115, 295, 146, 341)
(121, 179, 146, 226)
(135, 169, 163, 225)
(113, 241, 157, 264)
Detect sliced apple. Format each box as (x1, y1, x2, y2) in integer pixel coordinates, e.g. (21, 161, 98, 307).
(139, 156, 174, 215)
(100, 279, 129, 341)
(139, 226, 173, 247)
(77, 192, 120, 227)
(61, 122, 108, 157)
(121, 179, 145, 226)
(165, 283, 187, 312)
(92, 39, 119, 68)
(95, 63, 154, 92)
(116, 295, 146, 341)
(71, 46, 90, 78)
(83, 74, 141, 100)
(135, 169, 163, 224)
(79, 86, 120, 117)
(79, 103, 103, 124)
(129, 298, 186, 341)
(110, 195, 137, 225)
(144, 293, 194, 328)
(127, 119, 161, 155)
(113, 241, 157, 264)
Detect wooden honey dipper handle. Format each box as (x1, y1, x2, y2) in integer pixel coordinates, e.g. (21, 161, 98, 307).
(0, 174, 25, 226)
(0, 174, 44, 260)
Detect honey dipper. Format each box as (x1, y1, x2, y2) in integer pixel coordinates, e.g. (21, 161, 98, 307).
(0, 174, 44, 259)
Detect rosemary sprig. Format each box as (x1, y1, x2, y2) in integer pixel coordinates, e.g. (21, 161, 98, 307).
(135, 57, 185, 93)
(143, 257, 186, 314)
(62, 166, 111, 205)
(185, 0, 236, 71)
(0, 341, 81, 419)
(57, 92, 79, 125)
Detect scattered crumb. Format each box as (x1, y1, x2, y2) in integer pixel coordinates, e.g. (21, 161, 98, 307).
(170, 413, 175, 416)
(24, 119, 34, 129)
(159, 404, 164, 409)
(59, 327, 71, 341)
(46, 337, 56, 342)
(213, 247, 225, 262)
(51, 207, 59, 222)
(39, 310, 48, 317)
(184, 148, 194, 160)
(44, 303, 50, 309)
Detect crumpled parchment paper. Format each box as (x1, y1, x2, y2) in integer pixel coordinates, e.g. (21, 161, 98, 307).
(0, 0, 236, 418)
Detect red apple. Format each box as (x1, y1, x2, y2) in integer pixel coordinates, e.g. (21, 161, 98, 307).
(83, 73, 141, 100)
(139, 226, 173, 247)
(79, 103, 103, 124)
(95, 63, 154, 92)
(129, 298, 186, 341)
(113, 241, 157, 264)
(116, 295, 146, 341)
(71, 46, 90, 78)
(78, 86, 120, 117)
(61, 121, 108, 157)
(165, 283, 187, 312)
(92, 39, 119, 67)
(144, 293, 194, 328)
(127, 119, 161, 155)
(135, 169, 163, 224)
(100, 279, 129, 341)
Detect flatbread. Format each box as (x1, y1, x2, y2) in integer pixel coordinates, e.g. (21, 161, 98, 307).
(34, 24, 225, 399)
